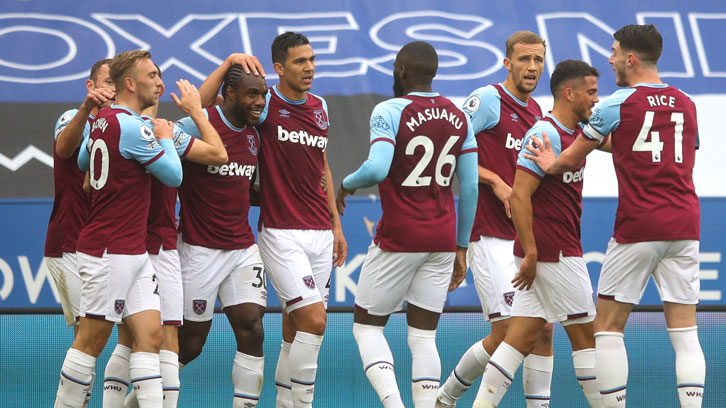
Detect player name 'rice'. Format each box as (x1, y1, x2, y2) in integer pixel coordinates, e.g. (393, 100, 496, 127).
(646, 95, 676, 108)
(277, 125, 328, 151)
(405, 107, 463, 132)
(206, 162, 256, 179)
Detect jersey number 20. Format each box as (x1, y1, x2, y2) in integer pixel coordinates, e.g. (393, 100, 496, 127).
(402, 135, 459, 187)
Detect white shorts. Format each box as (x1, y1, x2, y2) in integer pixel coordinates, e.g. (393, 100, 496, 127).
(149, 247, 183, 326)
(258, 227, 333, 313)
(77, 251, 161, 323)
(178, 238, 266, 322)
(468, 236, 517, 322)
(511, 255, 596, 326)
(45, 253, 82, 326)
(355, 242, 455, 316)
(598, 239, 700, 305)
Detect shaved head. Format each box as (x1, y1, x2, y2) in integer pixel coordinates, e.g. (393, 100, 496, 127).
(397, 41, 438, 79)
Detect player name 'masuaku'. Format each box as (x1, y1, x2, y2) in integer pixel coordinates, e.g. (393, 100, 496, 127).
(277, 125, 328, 152)
(405, 107, 463, 132)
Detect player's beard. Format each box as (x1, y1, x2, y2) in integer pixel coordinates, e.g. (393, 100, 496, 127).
(233, 101, 256, 127)
(393, 71, 404, 97)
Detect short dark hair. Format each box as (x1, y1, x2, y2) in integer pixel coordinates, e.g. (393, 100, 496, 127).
(222, 64, 247, 99)
(505, 31, 546, 58)
(398, 41, 438, 78)
(613, 24, 662, 65)
(550, 59, 599, 98)
(89, 58, 112, 81)
(271, 32, 310, 64)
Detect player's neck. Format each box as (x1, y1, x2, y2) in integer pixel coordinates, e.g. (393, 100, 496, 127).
(403, 85, 433, 94)
(221, 103, 244, 129)
(115, 94, 143, 115)
(502, 79, 530, 104)
(550, 105, 578, 131)
(276, 82, 307, 102)
(627, 67, 662, 87)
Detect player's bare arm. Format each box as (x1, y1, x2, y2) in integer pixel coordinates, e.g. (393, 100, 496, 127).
(335, 183, 355, 216)
(478, 165, 513, 218)
(324, 152, 348, 267)
(449, 246, 469, 291)
(510, 168, 541, 291)
(198, 53, 265, 107)
(171, 79, 228, 166)
(56, 88, 115, 158)
(524, 131, 597, 174)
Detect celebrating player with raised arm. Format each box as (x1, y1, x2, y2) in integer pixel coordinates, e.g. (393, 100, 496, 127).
(438, 31, 555, 408)
(473, 60, 604, 408)
(45, 58, 114, 408)
(54, 50, 181, 408)
(336, 41, 478, 408)
(524, 25, 704, 408)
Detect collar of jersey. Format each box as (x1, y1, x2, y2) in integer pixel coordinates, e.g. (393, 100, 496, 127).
(545, 112, 574, 134)
(499, 83, 529, 107)
(216, 105, 245, 132)
(273, 85, 307, 105)
(633, 82, 668, 89)
(407, 91, 439, 97)
(110, 104, 142, 117)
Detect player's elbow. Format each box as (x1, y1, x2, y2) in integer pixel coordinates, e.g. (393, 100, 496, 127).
(163, 171, 183, 188)
(370, 166, 389, 184)
(209, 150, 228, 166)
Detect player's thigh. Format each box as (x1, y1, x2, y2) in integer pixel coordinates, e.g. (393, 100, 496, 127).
(218, 244, 267, 310)
(259, 228, 325, 312)
(120, 253, 162, 320)
(355, 244, 426, 316)
(46, 253, 82, 326)
(468, 237, 516, 321)
(149, 248, 183, 326)
(511, 257, 547, 322)
(653, 240, 700, 305)
(308, 229, 335, 306)
(407, 251, 456, 314)
(538, 256, 596, 325)
(598, 239, 664, 304)
(177, 238, 228, 322)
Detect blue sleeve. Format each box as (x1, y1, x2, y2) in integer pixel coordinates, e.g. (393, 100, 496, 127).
(517, 122, 561, 178)
(175, 115, 203, 141)
(257, 91, 272, 125)
(455, 152, 478, 247)
(461, 115, 477, 151)
(368, 98, 411, 144)
(342, 141, 395, 190)
(146, 139, 184, 187)
(55, 109, 82, 140)
(77, 137, 90, 171)
(319, 95, 330, 128)
(118, 114, 182, 187)
(583, 88, 635, 142)
(172, 123, 194, 156)
(461, 85, 500, 133)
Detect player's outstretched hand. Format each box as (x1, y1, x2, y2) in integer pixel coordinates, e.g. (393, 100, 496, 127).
(335, 184, 353, 216)
(226, 53, 266, 77)
(82, 88, 115, 111)
(170, 79, 202, 115)
(332, 227, 348, 268)
(151, 119, 174, 141)
(512, 254, 537, 291)
(493, 180, 513, 219)
(449, 246, 468, 291)
(523, 132, 557, 174)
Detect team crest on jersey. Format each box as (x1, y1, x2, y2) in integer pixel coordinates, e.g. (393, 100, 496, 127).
(114, 299, 125, 315)
(279, 109, 290, 118)
(463, 95, 481, 113)
(302, 275, 316, 289)
(313, 110, 328, 130)
(511, 113, 519, 122)
(247, 134, 258, 155)
(504, 291, 515, 307)
(193, 299, 207, 315)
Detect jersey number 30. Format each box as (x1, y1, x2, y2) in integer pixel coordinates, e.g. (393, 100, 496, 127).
(402, 135, 459, 187)
(632, 111, 684, 163)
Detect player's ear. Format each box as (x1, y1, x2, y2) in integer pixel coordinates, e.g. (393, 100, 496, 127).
(273, 62, 285, 78)
(85, 79, 94, 92)
(124, 76, 135, 93)
(503, 57, 511, 72)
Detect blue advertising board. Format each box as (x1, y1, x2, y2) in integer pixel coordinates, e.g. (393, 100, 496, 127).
(1, 197, 723, 309)
(0, 0, 724, 101)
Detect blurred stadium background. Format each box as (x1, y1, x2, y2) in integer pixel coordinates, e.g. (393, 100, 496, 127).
(1, 0, 725, 406)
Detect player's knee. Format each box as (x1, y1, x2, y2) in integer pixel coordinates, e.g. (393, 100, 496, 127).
(84, 333, 111, 357)
(539, 323, 554, 345)
(178, 334, 206, 364)
(234, 315, 265, 344)
(302, 314, 327, 336)
(134, 325, 163, 353)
